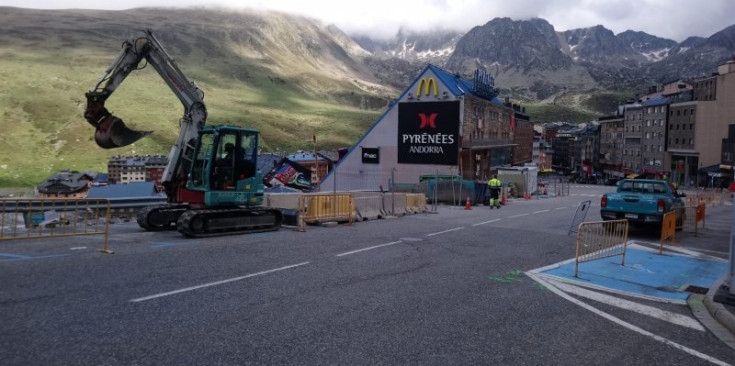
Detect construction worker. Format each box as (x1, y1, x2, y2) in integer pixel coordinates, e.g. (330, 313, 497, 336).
(488, 174, 502, 209)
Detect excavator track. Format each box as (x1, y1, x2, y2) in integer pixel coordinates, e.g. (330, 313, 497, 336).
(136, 204, 190, 231)
(176, 207, 283, 238)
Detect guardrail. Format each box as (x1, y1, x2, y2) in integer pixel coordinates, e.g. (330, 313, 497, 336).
(0, 198, 113, 253)
(575, 219, 629, 277)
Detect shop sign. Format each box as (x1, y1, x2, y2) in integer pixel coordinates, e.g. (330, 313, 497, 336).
(397, 101, 459, 165)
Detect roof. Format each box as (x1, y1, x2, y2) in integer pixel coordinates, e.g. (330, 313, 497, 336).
(641, 95, 670, 107)
(287, 152, 328, 162)
(37, 170, 98, 194)
(425, 64, 502, 103)
(86, 182, 163, 199)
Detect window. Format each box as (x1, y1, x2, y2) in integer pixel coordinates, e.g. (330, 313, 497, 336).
(659, 145, 663, 152)
(683, 109, 687, 116)
(690, 124, 694, 130)
(691, 108, 695, 115)
(646, 120, 651, 127)
(675, 138, 679, 144)
(689, 138, 693, 145)
(677, 110, 681, 116)
(646, 132, 650, 139)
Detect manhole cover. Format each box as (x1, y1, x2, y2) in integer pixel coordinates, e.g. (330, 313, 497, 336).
(684, 285, 709, 294)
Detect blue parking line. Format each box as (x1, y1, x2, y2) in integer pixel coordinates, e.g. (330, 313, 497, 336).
(0, 253, 71, 262)
(540, 247, 727, 302)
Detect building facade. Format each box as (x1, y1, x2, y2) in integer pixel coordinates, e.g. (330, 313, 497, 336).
(641, 97, 669, 178)
(321, 65, 531, 190)
(622, 105, 643, 176)
(599, 115, 625, 179)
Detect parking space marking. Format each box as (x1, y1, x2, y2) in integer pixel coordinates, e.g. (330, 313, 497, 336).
(472, 219, 501, 227)
(509, 214, 529, 218)
(427, 227, 464, 237)
(547, 277, 704, 331)
(533, 210, 550, 214)
(527, 272, 729, 366)
(336, 241, 403, 257)
(0, 253, 71, 262)
(130, 262, 311, 303)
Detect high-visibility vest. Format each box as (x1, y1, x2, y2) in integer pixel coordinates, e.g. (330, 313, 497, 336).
(488, 178, 501, 188)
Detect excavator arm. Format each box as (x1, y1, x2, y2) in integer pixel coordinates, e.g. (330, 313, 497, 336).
(85, 29, 208, 199)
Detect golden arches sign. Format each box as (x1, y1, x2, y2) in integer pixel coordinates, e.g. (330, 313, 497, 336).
(416, 77, 438, 97)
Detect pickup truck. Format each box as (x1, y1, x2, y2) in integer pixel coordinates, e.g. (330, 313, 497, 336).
(600, 179, 686, 226)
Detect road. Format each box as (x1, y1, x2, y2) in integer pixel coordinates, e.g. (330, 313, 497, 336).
(2, 184, 735, 365)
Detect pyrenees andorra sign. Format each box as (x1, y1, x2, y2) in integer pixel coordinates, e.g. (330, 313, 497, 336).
(398, 101, 460, 165)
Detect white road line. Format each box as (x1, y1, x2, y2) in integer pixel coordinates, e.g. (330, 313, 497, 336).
(131, 262, 311, 302)
(427, 227, 464, 237)
(554, 207, 567, 210)
(526, 272, 730, 366)
(547, 278, 704, 331)
(533, 210, 550, 214)
(472, 219, 501, 227)
(336, 241, 403, 257)
(509, 213, 529, 218)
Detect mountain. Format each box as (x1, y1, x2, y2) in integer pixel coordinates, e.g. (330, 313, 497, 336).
(371, 17, 735, 100)
(0, 6, 394, 187)
(616, 30, 677, 62)
(353, 28, 462, 65)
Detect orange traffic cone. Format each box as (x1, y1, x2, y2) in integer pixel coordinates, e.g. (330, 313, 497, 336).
(465, 196, 472, 210)
(501, 192, 507, 205)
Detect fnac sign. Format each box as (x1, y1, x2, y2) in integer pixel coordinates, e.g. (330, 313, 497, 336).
(416, 77, 438, 98)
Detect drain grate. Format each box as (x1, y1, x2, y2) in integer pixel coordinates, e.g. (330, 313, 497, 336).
(684, 285, 709, 294)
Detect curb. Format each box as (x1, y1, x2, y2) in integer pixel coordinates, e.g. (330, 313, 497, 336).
(699, 275, 735, 350)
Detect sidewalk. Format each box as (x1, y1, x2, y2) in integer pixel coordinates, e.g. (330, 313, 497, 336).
(534, 201, 735, 343)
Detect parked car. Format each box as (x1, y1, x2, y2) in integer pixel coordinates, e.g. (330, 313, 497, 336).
(600, 179, 685, 227)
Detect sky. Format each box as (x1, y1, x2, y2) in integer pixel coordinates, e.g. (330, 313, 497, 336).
(1, 0, 734, 42)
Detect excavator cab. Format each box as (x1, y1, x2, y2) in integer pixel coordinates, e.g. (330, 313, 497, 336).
(187, 125, 264, 208)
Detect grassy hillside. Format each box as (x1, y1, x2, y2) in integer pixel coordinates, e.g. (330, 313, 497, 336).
(0, 7, 393, 188)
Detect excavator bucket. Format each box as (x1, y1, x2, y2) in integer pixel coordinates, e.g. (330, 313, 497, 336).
(93, 114, 152, 149)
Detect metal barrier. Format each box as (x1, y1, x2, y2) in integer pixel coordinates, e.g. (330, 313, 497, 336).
(575, 219, 629, 277)
(0, 198, 113, 253)
(297, 193, 354, 232)
(659, 211, 677, 254)
(681, 203, 706, 236)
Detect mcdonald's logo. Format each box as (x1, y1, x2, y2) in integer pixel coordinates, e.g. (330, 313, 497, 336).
(416, 77, 438, 98)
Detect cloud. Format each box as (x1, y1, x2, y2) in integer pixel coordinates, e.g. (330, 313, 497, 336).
(0, 0, 733, 41)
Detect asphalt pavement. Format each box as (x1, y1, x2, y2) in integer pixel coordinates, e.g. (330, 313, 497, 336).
(2, 185, 735, 365)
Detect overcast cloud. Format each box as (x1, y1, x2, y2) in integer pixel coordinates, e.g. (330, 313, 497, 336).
(1, 0, 733, 42)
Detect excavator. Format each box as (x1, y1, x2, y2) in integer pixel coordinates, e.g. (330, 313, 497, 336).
(84, 29, 282, 237)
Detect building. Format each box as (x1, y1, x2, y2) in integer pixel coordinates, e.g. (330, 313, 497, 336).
(598, 115, 625, 180)
(640, 96, 669, 178)
(321, 65, 530, 190)
(511, 112, 534, 166)
(576, 123, 600, 179)
(532, 132, 554, 173)
(287, 151, 333, 183)
(37, 170, 98, 198)
(622, 104, 643, 176)
(667, 101, 698, 186)
(144, 155, 168, 190)
(693, 59, 735, 183)
(108, 155, 169, 186)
